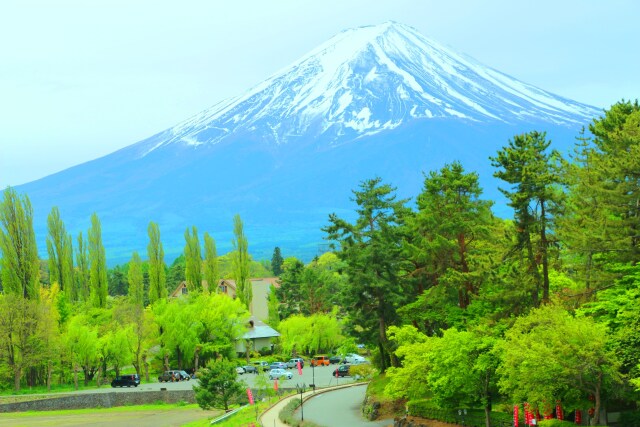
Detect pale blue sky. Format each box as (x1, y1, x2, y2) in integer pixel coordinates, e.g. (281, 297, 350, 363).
(1, 0, 638, 188)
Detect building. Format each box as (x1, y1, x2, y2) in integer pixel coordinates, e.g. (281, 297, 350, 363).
(235, 318, 280, 355)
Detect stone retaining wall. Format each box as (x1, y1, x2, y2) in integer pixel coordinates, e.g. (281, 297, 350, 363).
(0, 389, 195, 413)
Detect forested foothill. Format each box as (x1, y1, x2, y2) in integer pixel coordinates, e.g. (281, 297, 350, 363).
(1, 101, 639, 426)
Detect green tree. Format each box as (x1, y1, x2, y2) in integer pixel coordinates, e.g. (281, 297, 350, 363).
(324, 177, 409, 371)
(184, 226, 202, 292)
(75, 231, 90, 302)
(491, 131, 562, 305)
(128, 252, 144, 306)
(65, 314, 100, 386)
(231, 214, 251, 309)
(147, 221, 167, 304)
(496, 305, 620, 424)
(275, 257, 305, 318)
(267, 285, 280, 328)
(88, 213, 108, 308)
(279, 312, 343, 356)
(107, 264, 127, 296)
(271, 247, 284, 276)
(194, 358, 244, 411)
(0, 187, 40, 299)
(203, 232, 219, 293)
(46, 207, 75, 301)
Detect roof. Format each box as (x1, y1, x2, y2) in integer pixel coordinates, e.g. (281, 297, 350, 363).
(241, 318, 280, 340)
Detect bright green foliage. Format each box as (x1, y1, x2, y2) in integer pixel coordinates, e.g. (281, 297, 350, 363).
(266, 284, 280, 328)
(271, 246, 284, 276)
(128, 252, 144, 306)
(231, 214, 251, 309)
(75, 231, 90, 302)
(0, 187, 40, 299)
(324, 177, 409, 371)
(184, 226, 202, 292)
(102, 326, 134, 377)
(147, 221, 167, 304)
(279, 312, 343, 356)
(203, 232, 219, 293)
(491, 131, 562, 305)
(194, 357, 244, 411)
(88, 213, 108, 308)
(496, 305, 620, 424)
(65, 314, 100, 386)
(46, 207, 75, 301)
(275, 257, 305, 318)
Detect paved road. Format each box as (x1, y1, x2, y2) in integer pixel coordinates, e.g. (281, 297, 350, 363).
(296, 385, 391, 427)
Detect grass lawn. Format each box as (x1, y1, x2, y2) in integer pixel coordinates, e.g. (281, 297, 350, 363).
(0, 402, 200, 418)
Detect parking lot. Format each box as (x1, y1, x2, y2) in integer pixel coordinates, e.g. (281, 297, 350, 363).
(236, 362, 358, 390)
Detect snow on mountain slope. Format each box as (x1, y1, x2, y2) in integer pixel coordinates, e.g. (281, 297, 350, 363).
(140, 21, 599, 156)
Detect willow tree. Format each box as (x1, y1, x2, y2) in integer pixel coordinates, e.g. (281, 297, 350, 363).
(0, 187, 40, 299)
(88, 213, 108, 308)
(147, 221, 166, 304)
(46, 207, 75, 300)
(203, 232, 219, 293)
(184, 226, 202, 292)
(231, 214, 251, 309)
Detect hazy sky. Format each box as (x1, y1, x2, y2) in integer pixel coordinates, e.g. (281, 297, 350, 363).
(1, 0, 638, 188)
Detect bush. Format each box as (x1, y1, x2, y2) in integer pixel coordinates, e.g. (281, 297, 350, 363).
(279, 398, 323, 427)
(407, 399, 515, 427)
(350, 364, 375, 380)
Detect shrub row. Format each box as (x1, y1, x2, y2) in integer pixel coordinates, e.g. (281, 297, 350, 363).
(407, 399, 513, 427)
(278, 397, 323, 427)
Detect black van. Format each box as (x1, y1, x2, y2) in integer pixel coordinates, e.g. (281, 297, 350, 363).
(111, 374, 140, 387)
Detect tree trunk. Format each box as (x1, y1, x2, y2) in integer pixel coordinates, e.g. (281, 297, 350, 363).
(163, 353, 170, 372)
(73, 363, 79, 390)
(177, 347, 182, 370)
(143, 354, 150, 382)
(47, 361, 53, 392)
(194, 348, 200, 374)
(13, 367, 21, 391)
(592, 373, 603, 425)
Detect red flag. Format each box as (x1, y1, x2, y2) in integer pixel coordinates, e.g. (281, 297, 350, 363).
(297, 361, 303, 376)
(513, 405, 519, 427)
(274, 378, 278, 391)
(246, 388, 254, 405)
(575, 409, 582, 424)
(556, 402, 563, 420)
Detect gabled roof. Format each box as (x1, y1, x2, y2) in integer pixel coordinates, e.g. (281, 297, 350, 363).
(241, 318, 280, 340)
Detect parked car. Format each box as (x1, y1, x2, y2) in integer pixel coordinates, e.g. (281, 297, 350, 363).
(329, 355, 344, 364)
(286, 358, 305, 369)
(253, 361, 271, 372)
(111, 374, 140, 387)
(236, 366, 246, 375)
(178, 370, 191, 380)
(344, 353, 366, 365)
(242, 365, 258, 374)
(158, 370, 183, 382)
(270, 361, 287, 370)
(310, 355, 330, 366)
(332, 364, 351, 378)
(269, 368, 293, 380)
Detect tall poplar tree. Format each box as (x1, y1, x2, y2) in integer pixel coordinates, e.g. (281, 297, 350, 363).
(491, 131, 562, 305)
(0, 187, 40, 299)
(203, 232, 219, 293)
(46, 207, 75, 300)
(231, 214, 251, 309)
(75, 231, 90, 302)
(147, 221, 166, 304)
(184, 226, 202, 292)
(88, 213, 108, 308)
(128, 251, 144, 306)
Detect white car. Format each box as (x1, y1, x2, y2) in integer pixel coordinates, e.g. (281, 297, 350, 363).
(236, 366, 246, 375)
(344, 353, 366, 364)
(269, 368, 293, 380)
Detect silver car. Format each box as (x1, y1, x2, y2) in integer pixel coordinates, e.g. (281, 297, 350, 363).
(269, 368, 292, 380)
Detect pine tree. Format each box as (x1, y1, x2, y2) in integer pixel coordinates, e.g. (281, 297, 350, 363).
(231, 214, 251, 309)
(88, 213, 108, 308)
(184, 226, 202, 292)
(147, 221, 166, 304)
(203, 232, 219, 293)
(128, 251, 144, 306)
(271, 247, 284, 276)
(491, 131, 562, 305)
(0, 187, 40, 299)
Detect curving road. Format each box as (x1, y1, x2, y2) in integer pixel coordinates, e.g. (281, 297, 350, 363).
(296, 384, 391, 427)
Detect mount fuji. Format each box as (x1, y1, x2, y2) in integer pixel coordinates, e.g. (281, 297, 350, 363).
(17, 22, 600, 264)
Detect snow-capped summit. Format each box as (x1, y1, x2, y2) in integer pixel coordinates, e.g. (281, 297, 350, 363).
(142, 21, 598, 155)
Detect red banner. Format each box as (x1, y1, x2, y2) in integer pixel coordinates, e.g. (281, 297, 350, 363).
(246, 388, 254, 405)
(513, 405, 519, 427)
(297, 361, 303, 376)
(556, 403, 563, 420)
(274, 378, 278, 391)
(575, 409, 582, 424)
